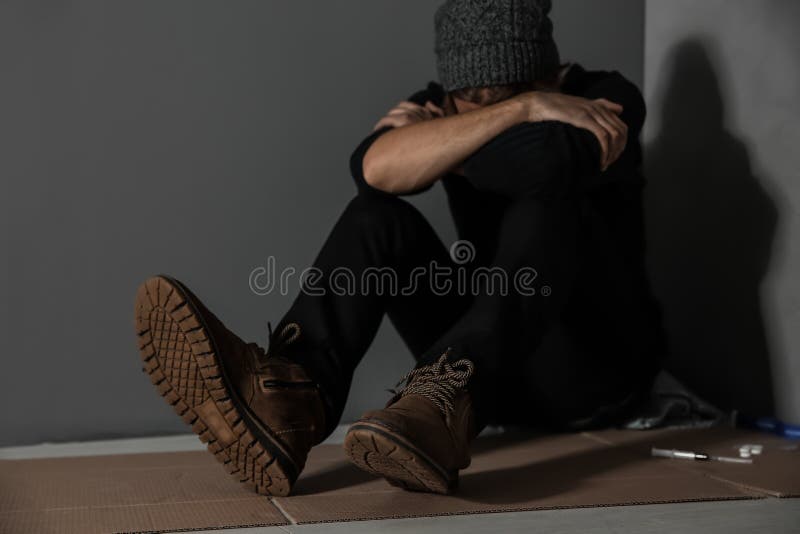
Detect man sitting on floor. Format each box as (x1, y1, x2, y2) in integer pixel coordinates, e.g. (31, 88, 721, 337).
(134, 0, 665, 496)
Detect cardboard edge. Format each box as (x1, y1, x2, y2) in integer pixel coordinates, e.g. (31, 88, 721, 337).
(284, 495, 763, 525)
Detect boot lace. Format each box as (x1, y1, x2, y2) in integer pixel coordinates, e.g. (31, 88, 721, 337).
(392, 349, 474, 415)
(250, 321, 301, 369)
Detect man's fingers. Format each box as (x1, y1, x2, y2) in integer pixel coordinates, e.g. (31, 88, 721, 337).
(586, 108, 618, 170)
(387, 107, 428, 122)
(579, 113, 610, 169)
(393, 101, 440, 121)
(372, 99, 443, 132)
(599, 104, 627, 135)
(602, 108, 628, 164)
(394, 100, 422, 110)
(594, 106, 626, 165)
(608, 113, 628, 163)
(372, 117, 393, 131)
(606, 111, 628, 138)
(387, 108, 419, 118)
(373, 116, 405, 131)
(425, 101, 445, 118)
(595, 98, 623, 114)
(389, 103, 423, 120)
(593, 104, 629, 167)
(395, 101, 427, 114)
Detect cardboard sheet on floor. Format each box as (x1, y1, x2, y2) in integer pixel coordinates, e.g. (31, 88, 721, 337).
(0, 452, 287, 533)
(274, 430, 764, 524)
(583, 426, 800, 497)
(2, 428, 797, 533)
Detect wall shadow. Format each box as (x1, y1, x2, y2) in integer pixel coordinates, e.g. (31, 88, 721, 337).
(645, 38, 778, 415)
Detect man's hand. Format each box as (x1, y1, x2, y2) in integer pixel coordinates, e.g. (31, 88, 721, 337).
(373, 100, 445, 131)
(516, 92, 628, 171)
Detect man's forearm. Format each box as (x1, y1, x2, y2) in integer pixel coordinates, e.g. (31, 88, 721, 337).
(362, 97, 528, 194)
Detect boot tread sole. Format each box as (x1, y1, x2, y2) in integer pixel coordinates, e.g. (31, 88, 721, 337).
(343, 421, 457, 494)
(134, 275, 294, 496)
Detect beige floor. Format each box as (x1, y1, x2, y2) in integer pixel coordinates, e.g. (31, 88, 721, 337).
(2, 429, 798, 534)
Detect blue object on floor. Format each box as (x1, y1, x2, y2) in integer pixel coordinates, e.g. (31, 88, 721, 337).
(733, 412, 800, 439)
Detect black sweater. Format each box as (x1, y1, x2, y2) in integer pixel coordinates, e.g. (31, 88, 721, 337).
(349, 64, 665, 355)
(350, 64, 646, 255)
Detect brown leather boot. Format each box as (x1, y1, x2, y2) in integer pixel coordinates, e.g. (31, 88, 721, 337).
(133, 275, 326, 496)
(343, 351, 476, 494)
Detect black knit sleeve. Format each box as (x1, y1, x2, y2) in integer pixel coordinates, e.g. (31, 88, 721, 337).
(348, 82, 445, 196)
(459, 121, 602, 198)
(459, 71, 646, 198)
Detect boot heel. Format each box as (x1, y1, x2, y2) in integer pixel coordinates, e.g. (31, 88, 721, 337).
(344, 423, 459, 494)
(445, 470, 459, 492)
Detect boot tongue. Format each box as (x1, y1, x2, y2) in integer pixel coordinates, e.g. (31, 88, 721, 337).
(393, 351, 475, 417)
(250, 322, 302, 370)
(266, 322, 301, 355)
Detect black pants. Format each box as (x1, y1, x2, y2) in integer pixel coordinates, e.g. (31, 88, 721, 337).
(279, 191, 659, 436)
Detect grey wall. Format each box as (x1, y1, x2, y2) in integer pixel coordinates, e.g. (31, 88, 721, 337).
(0, 0, 643, 446)
(644, 0, 800, 421)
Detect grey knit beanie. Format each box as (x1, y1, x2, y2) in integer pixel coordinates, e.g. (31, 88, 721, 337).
(434, 0, 561, 92)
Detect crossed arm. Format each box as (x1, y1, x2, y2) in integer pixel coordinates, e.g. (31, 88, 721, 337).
(350, 73, 645, 198)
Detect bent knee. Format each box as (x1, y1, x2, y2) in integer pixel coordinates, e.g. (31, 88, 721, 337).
(503, 195, 582, 227)
(341, 193, 426, 233)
